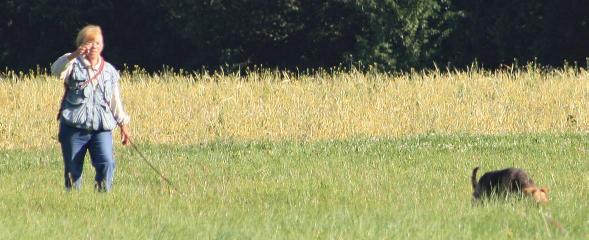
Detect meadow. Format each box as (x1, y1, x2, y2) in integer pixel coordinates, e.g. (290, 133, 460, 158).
(0, 66, 588, 239)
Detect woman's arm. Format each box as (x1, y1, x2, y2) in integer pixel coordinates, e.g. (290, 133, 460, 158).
(110, 73, 132, 145)
(53, 53, 75, 121)
(50, 53, 75, 81)
(51, 43, 93, 81)
(111, 82, 131, 125)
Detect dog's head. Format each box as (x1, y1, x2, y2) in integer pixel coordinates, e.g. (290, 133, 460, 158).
(524, 187, 549, 204)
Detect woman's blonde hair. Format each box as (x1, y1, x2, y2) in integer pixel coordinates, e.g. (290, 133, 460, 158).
(75, 25, 102, 47)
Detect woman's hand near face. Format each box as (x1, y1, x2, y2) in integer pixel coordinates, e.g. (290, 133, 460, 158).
(68, 42, 92, 60)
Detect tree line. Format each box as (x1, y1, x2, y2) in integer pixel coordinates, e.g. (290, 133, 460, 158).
(1, 0, 588, 72)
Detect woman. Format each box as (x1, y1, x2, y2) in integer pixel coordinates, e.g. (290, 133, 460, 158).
(51, 25, 131, 192)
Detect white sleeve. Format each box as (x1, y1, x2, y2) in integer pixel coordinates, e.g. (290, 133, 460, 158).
(50, 53, 75, 82)
(110, 75, 131, 125)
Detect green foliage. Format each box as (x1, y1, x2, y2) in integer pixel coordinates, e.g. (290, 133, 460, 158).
(442, 0, 589, 67)
(354, 0, 458, 71)
(160, 0, 363, 69)
(1, 0, 588, 72)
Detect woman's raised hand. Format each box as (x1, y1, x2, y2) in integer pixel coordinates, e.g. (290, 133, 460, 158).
(68, 42, 92, 60)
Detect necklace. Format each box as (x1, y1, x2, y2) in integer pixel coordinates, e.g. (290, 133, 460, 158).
(79, 57, 105, 89)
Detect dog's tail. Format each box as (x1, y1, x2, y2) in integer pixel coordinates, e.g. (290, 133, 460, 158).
(471, 167, 480, 190)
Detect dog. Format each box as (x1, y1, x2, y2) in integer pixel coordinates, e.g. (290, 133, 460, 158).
(471, 167, 549, 204)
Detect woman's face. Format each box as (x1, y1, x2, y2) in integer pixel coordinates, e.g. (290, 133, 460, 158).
(83, 34, 104, 59)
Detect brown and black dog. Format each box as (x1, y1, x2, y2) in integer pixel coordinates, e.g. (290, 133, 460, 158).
(471, 167, 549, 204)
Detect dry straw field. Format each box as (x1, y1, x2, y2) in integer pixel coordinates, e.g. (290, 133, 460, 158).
(1, 66, 588, 149)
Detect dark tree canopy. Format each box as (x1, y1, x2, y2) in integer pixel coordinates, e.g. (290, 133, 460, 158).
(1, 0, 588, 72)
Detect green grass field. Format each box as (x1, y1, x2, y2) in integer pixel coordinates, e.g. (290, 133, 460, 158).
(1, 134, 587, 239)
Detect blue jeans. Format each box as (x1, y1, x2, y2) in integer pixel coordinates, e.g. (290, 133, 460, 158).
(59, 123, 115, 192)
